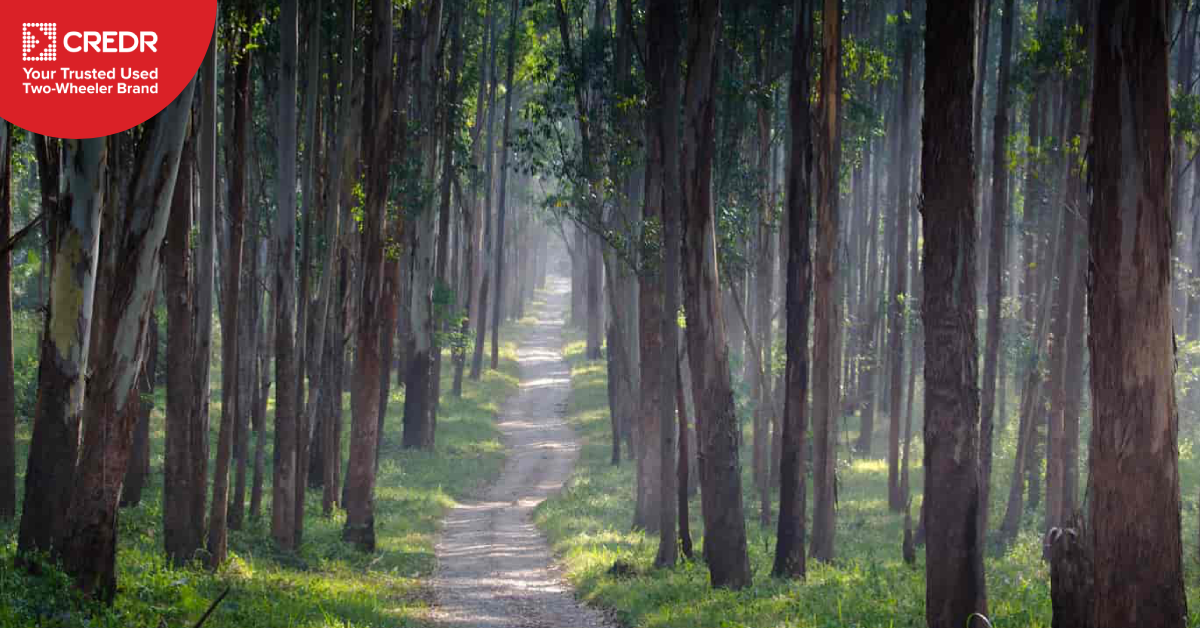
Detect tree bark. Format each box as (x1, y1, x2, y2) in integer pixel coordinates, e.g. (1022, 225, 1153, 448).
(810, 0, 842, 563)
(227, 12, 255, 533)
(679, 0, 751, 591)
(273, 0, 300, 551)
(203, 23, 239, 567)
(18, 136, 95, 559)
(648, 0, 681, 566)
(345, 0, 395, 551)
(491, 0, 520, 371)
(920, 3, 987, 625)
(1088, 3, 1186, 626)
(979, 0, 1015, 541)
(59, 82, 194, 602)
(886, 0, 915, 513)
(405, 0, 446, 451)
(773, 0, 813, 580)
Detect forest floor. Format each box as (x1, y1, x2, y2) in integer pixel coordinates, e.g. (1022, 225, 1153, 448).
(0, 312, 525, 627)
(537, 326, 1200, 628)
(430, 277, 614, 628)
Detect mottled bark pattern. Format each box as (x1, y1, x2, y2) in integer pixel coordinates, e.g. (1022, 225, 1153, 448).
(1088, 2, 1186, 626)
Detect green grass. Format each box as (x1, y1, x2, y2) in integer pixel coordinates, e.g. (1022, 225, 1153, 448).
(536, 329, 1200, 628)
(0, 314, 524, 628)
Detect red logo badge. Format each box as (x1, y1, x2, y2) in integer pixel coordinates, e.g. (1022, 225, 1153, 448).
(1, 2, 216, 138)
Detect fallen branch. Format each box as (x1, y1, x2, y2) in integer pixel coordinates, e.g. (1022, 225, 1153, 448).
(192, 586, 231, 628)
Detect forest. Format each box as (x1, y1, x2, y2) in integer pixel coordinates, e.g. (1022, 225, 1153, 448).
(0, 0, 1190, 627)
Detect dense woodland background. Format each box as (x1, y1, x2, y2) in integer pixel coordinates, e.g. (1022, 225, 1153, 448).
(0, 0, 1192, 626)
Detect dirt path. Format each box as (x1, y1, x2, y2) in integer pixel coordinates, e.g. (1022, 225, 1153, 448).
(431, 278, 612, 628)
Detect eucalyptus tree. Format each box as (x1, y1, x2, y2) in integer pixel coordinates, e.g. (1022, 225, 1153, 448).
(1087, 2, 1184, 625)
(920, 0, 987, 624)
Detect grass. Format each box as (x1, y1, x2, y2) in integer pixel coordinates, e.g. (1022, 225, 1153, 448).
(0, 312, 525, 628)
(536, 328, 1200, 628)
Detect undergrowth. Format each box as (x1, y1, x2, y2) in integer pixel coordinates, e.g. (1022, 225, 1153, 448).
(536, 329, 1200, 628)
(0, 321, 523, 628)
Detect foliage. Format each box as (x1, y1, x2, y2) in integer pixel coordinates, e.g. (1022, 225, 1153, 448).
(0, 325, 528, 627)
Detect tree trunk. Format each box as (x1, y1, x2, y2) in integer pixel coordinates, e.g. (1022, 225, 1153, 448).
(405, 0, 446, 452)
(1088, 3, 1185, 626)
(121, 313, 157, 509)
(251, 244, 273, 521)
(0, 119, 13, 521)
(979, 0, 1015, 540)
(273, 0, 300, 552)
(491, 0, 519, 371)
(920, 3, 987, 625)
(679, 0, 750, 590)
(810, 0, 842, 563)
(648, 0, 681, 564)
(18, 136, 91, 559)
(161, 134, 209, 566)
(204, 25, 239, 567)
(345, 0, 395, 551)
(227, 16, 255, 533)
(886, 0, 914, 514)
(773, 0, 813, 580)
(59, 83, 194, 602)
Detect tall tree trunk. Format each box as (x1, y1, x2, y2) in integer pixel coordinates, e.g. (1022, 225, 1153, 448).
(434, 6, 465, 411)
(648, 0, 681, 565)
(205, 23, 239, 567)
(405, 0, 446, 451)
(0, 119, 12, 521)
(1088, 3, 1186, 626)
(773, 0, 813, 580)
(491, 0, 520, 371)
(810, 0, 842, 563)
(227, 14, 255, 533)
(161, 134, 208, 566)
(18, 136, 90, 559)
(921, 3, 987, 625)
(293, 0, 325, 547)
(251, 242, 273, 521)
(273, 0, 300, 551)
(59, 83, 194, 602)
(469, 22, 499, 381)
(345, 0, 395, 551)
(886, 0, 914, 513)
(979, 0, 1015, 540)
(680, 0, 751, 590)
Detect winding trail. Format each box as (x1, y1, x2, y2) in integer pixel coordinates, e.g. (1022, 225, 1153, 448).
(431, 277, 612, 628)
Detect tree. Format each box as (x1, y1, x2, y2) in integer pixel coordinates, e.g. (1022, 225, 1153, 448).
(18, 136, 102, 559)
(810, 0, 842, 563)
(886, 0, 915, 513)
(491, 0, 520, 372)
(203, 18, 237, 567)
(920, 2, 987, 626)
(680, 0, 751, 590)
(648, 0, 682, 568)
(59, 79, 196, 602)
(1088, 2, 1186, 626)
(979, 0, 1015, 539)
(345, 0, 395, 551)
(0, 118, 12, 521)
(273, 0, 300, 551)
(773, 0, 813, 580)
(403, 0, 446, 451)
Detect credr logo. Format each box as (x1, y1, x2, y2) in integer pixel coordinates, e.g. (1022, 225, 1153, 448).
(21, 23, 56, 61)
(63, 31, 158, 53)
